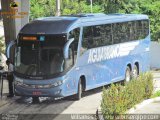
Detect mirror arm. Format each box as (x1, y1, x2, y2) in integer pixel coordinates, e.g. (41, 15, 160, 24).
(6, 40, 16, 58)
(63, 38, 74, 59)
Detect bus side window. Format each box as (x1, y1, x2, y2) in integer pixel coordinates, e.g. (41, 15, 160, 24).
(82, 24, 112, 54)
(68, 28, 80, 64)
(135, 20, 149, 40)
(104, 24, 112, 45)
(65, 47, 74, 70)
(83, 27, 93, 49)
(92, 25, 102, 47)
(120, 22, 127, 43)
(142, 20, 149, 37)
(136, 21, 144, 40)
(123, 21, 133, 42)
(92, 24, 112, 47)
(131, 21, 137, 41)
(113, 23, 121, 44)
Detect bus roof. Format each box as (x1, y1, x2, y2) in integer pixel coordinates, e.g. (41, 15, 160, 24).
(19, 13, 149, 35)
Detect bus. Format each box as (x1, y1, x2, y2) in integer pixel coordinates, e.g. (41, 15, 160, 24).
(7, 13, 150, 100)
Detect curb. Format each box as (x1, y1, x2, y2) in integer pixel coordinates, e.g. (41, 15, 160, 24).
(96, 97, 160, 119)
(127, 97, 160, 114)
(0, 100, 8, 107)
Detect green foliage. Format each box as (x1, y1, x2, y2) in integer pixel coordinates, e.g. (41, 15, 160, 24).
(103, 0, 124, 13)
(0, 36, 5, 54)
(151, 91, 160, 98)
(101, 85, 128, 119)
(30, 0, 160, 41)
(146, 1, 160, 41)
(30, 0, 103, 20)
(101, 72, 153, 119)
(102, 0, 160, 41)
(30, 0, 56, 20)
(61, 1, 102, 15)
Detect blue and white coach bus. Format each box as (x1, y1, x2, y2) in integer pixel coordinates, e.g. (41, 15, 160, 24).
(7, 13, 150, 100)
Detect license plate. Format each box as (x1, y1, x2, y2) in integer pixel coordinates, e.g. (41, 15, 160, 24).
(32, 91, 42, 95)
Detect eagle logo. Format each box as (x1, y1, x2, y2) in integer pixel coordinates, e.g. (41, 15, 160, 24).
(10, 1, 19, 9)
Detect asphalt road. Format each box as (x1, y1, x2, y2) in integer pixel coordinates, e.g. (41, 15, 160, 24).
(0, 71, 159, 120)
(0, 88, 102, 114)
(0, 83, 102, 120)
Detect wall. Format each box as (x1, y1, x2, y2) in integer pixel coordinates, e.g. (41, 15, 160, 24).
(150, 42, 160, 70)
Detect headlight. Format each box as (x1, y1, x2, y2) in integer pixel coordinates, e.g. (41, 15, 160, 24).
(14, 78, 63, 88)
(14, 77, 23, 86)
(52, 80, 63, 87)
(15, 80, 23, 86)
(36, 81, 63, 88)
(29, 81, 63, 88)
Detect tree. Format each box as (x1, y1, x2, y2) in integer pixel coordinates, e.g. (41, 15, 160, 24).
(30, 0, 56, 20)
(103, 0, 124, 13)
(138, 0, 160, 41)
(101, 0, 160, 41)
(30, 0, 103, 20)
(62, 0, 103, 15)
(30, 0, 160, 41)
(0, 36, 5, 53)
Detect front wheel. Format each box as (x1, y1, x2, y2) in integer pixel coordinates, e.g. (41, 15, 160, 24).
(75, 80, 82, 100)
(125, 66, 131, 82)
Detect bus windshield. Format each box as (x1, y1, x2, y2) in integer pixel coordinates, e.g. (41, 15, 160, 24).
(15, 35, 67, 77)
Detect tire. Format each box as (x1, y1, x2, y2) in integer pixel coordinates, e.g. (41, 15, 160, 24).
(32, 97, 39, 103)
(125, 66, 131, 82)
(132, 65, 138, 79)
(75, 79, 82, 100)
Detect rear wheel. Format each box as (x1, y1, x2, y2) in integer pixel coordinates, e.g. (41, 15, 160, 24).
(125, 66, 131, 82)
(132, 65, 138, 79)
(75, 79, 82, 100)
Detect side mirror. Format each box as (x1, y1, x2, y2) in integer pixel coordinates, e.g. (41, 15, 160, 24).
(6, 40, 17, 63)
(0, 66, 4, 70)
(6, 40, 16, 58)
(63, 38, 74, 59)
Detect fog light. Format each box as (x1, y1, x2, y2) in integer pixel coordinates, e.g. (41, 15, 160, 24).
(14, 77, 23, 86)
(54, 90, 61, 95)
(51, 81, 63, 87)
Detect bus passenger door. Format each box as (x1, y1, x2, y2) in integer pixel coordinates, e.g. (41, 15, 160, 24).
(63, 28, 80, 95)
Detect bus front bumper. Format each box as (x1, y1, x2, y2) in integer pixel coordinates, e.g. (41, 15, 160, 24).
(14, 85, 64, 98)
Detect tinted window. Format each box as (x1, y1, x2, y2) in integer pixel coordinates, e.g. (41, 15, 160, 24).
(142, 20, 149, 37)
(69, 28, 80, 64)
(136, 21, 144, 39)
(92, 25, 101, 47)
(82, 24, 112, 50)
(82, 27, 93, 49)
(113, 23, 124, 44)
(93, 24, 112, 47)
(104, 24, 112, 45)
(113, 20, 149, 44)
(82, 20, 149, 51)
(131, 21, 137, 40)
(69, 28, 80, 53)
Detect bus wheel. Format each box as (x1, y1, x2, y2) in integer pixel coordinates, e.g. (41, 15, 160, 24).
(32, 97, 39, 103)
(125, 66, 131, 82)
(133, 65, 138, 79)
(75, 79, 82, 100)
